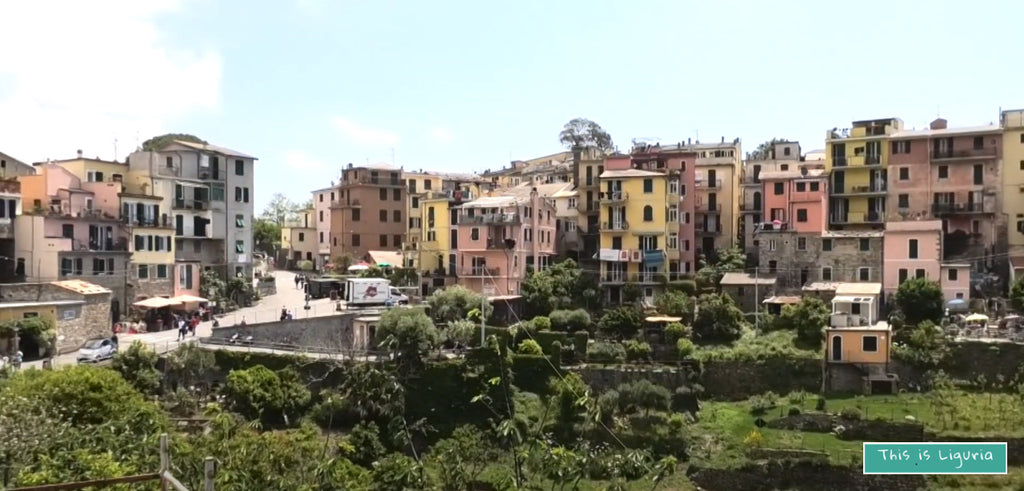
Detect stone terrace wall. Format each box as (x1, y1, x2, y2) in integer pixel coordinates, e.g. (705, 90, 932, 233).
(702, 357, 822, 400)
(572, 365, 697, 392)
(687, 461, 925, 491)
(207, 312, 365, 352)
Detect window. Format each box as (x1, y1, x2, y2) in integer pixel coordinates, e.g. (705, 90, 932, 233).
(859, 267, 870, 281)
(796, 182, 806, 192)
(235, 214, 245, 228)
(898, 194, 909, 208)
(393, 210, 401, 222)
(773, 182, 784, 195)
(211, 184, 224, 202)
(393, 234, 402, 246)
(822, 239, 832, 252)
(784, 147, 791, 156)
(424, 180, 432, 190)
(319, 194, 324, 202)
(768, 260, 777, 273)
(471, 228, 479, 240)
(667, 233, 678, 249)
(859, 238, 870, 251)
(60, 258, 73, 277)
(892, 141, 911, 154)
(899, 168, 909, 180)
(379, 210, 388, 222)
(796, 209, 807, 222)
(915, 269, 926, 279)
(797, 237, 807, 251)
(862, 336, 878, 352)
(392, 189, 400, 201)
(643, 205, 653, 221)
(166, 156, 174, 168)
(948, 269, 958, 281)
(974, 136, 984, 150)
(319, 210, 324, 222)
(138, 264, 149, 279)
(668, 205, 678, 223)
(767, 239, 777, 251)
(938, 165, 949, 179)
(379, 234, 388, 247)
(234, 187, 242, 201)
(352, 209, 360, 221)
(899, 268, 908, 284)
(319, 231, 324, 243)
(810, 182, 820, 191)
(234, 159, 244, 176)
(61, 224, 74, 239)
(298, 232, 305, 242)
(780, 164, 789, 171)
(152, 264, 166, 278)
(668, 181, 678, 195)
(243, 188, 249, 203)
(643, 179, 653, 193)
(352, 234, 360, 247)
(412, 197, 420, 209)
(379, 189, 387, 200)
(908, 239, 918, 259)
(235, 240, 245, 253)
(821, 267, 832, 281)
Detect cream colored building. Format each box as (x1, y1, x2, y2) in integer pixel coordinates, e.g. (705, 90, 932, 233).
(281, 208, 317, 268)
(1002, 109, 1024, 283)
(692, 139, 743, 256)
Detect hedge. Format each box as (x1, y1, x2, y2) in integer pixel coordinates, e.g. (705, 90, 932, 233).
(511, 354, 559, 395)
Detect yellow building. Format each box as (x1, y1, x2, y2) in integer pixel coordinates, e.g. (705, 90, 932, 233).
(597, 168, 670, 304)
(823, 282, 896, 394)
(281, 208, 317, 268)
(693, 140, 743, 253)
(824, 118, 903, 228)
(403, 171, 445, 268)
(418, 195, 452, 275)
(1001, 109, 1024, 283)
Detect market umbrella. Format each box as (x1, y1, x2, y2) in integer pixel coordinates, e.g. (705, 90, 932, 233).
(133, 297, 182, 309)
(945, 298, 969, 312)
(348, 263, 370, 272)
(965, 313, 989, 323)
(377, 262, 392, 268)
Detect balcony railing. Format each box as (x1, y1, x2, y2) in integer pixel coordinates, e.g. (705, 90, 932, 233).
(599, 191, 628, 202)
(833, 156, 848, 167)
(459, 213, 521, 225)
(931, 147, 998, 160)
(754, 221, 789, 233)
(601, 271, 625, 283)
(122, 215, 172, 228)
(697, 203, 722, 213)
(695, 178, 723, 189)
(351, 176, 406, 187)
(460, 267, 501, 277)
(602, 221, 629, 231)
(696, 223, 722, 235)
(70, 238, 129, 252)
(833, 183, 887, 196)
(830, 212, 883, 224)
(931, 202, 989, 215)
(172, 200, 210, 211)
(739, 203, 762, 212)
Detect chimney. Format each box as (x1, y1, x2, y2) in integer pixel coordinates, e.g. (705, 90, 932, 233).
(688, 138, 692, 145)
(930, 118, 948, 130)
(77, 149, 83, 158)
(721, 136, 725, 143)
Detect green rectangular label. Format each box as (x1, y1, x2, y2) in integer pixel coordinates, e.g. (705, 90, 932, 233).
(863, 443, 1007, 474)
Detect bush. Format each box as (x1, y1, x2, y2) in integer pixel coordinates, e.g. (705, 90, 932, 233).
(840, 407, 862, 420)
(666, 280, 697, 296)
(344, 422, 386, 468)
(675, 338, 695, 359)
(617, 380, 671, 416)
(550, 309, 592, 332)
(597, 390, 620, 420)
(664, 322, 691, 343)
(587, 341, 626, 364)
(748, 392, 779, 416)
(517, 339, 543, 355)
(624, 340, 652, 363)
(599, 307, 644, 339)
(533, 331, 571, 356)
(511, 355, 556, 395)
(788, 406, 802, 416)
(815, 397, 827, 411)
(531, 316, 552, 331)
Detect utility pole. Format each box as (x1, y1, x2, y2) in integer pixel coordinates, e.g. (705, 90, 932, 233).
(754, 265, 759, 331)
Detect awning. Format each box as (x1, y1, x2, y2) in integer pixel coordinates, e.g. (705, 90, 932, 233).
(367, 250, 403, 268)
(643, 249, 664, 267)
(171, 294, 208, 303)
(133, 297, 182, 309)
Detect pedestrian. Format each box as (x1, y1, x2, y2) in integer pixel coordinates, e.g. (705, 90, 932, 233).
(286, 310, 293, 320)
(14, 350, 22, 370)
(294, 275, 300, 289)
(177, 317, 187, 341)
(280, 307, 288, 321)
(189, 316, 199, 336)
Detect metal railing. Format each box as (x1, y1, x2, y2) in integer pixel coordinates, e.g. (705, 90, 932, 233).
(459, 213, 521, 225)
(602, 221, 629, 231)
(599, 191, 628, 202)
(695, 178, 722, 189)
(932, 202, 987, 214)
(461, 267, 501, 277)
(931, 147, 998, 160)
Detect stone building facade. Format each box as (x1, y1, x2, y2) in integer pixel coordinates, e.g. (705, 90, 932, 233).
(0, 279, 112, 354)
(757, 230, 884, 292)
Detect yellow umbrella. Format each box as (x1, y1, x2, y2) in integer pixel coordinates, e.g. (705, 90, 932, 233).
(965, 313, 989, 323)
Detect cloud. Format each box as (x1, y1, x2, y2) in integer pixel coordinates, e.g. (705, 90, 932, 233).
(283, 150, 326, 171)
(0, 0, 221, 163)
(332, 117, 400, 146)
(428, 127, 454, 142)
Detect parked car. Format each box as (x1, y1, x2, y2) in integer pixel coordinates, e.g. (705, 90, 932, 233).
(76, 337, 118, 363)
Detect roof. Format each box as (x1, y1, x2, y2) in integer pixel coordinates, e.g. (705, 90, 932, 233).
(367, 250, 403, 267)
(720, 272, 776, 286)
(172, 140, 257, 160)
(551, 188, 578, 198)
(834, 282, 882, 296)
(52, 280, 111, 295)
(825, 321, 891, 332)
(762, 296, 802, 305)
(803, 282, 842, 292)
(1012, 256, 1024, 270)
(500, 182, 572, 199)
(758, 168, 827, 180)
(599, 169, 666, 179)
(821, 230, 884, 238)
(0, 300, 85, 309)
(459, 195, 523, 208)
(884, 220, 942, 232)
(890, 124, 1000, 140)
(833, 295, 877, 303)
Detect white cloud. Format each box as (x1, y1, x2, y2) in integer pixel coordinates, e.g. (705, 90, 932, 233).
(0, 0, 221, 162)
(283, 150, 326, 171)
(429, 127, 454, 142)
(332, 117, 400, 146)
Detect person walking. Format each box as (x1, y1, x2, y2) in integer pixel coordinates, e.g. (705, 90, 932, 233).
(294, 275, 301, 289)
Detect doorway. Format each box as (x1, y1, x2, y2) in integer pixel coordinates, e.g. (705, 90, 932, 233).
(111, 299, 121, 325)
(830, 335, 842, 361)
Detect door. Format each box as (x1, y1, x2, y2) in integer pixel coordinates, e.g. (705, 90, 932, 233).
(831, 336, 842, 361)
(833, 170, 845, 194)
(111, 299, 120, 324)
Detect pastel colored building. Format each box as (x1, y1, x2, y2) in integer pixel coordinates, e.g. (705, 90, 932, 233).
(330, 164, 407, 261)
(281, 208, 317, 267)
(573, 148, 612, 272)
(739, 141, 803, 261)
(0, 179, 21, 283)
(692, 139, 742, 259)
(1000, 109, 1024, 285)
(883, 220, 969, 302)
(454, 190, 557, 296)
(312, 185, 337, 269)
(825, 118, 903, 228)
(823, 282, 897, 394)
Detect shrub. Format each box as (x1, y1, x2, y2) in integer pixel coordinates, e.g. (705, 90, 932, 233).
(815, 397, 827, 411)
(617, 380, 671, 416)
(840, 407, 862, 420)
(748, 391, 779, 416)
(531, 316, 552, 331)
(666, 280, 697, 296)
(624, 340, 652, 363)
(517, 339, 543, 356)
(550, 309, 592, 332)
(664, 322, 691, 343)
(511, 355, 555, 395)
(344, 422, 386, 467)
(599, 307, 644, 339)
(587, 341, 626, 364)
(787, 406, 801, 416)
(675, 338, 695, 359)
(597, 390, 620, 420)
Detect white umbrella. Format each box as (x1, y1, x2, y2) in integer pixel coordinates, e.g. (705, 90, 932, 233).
(965, 313, 989, 323)
(347, 263, 370, 272)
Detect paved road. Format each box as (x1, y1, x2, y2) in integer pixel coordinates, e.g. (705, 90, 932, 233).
(23, 270, 344, 369)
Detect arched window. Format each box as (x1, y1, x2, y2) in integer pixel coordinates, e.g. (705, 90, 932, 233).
(643, 205, 653, 221)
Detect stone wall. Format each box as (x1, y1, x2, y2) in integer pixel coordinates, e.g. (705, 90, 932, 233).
(687, 461, 925, 491)
(891, 340, 1024, 388)
(571, 365, 698, 392)
(134, 278, 174, 300)
(757, 232, 883, 292)
(56, 293, 112, 354)
(206, 312, 370, 352)
(702, 358, 822, 400)
(766, 413, 926, 442)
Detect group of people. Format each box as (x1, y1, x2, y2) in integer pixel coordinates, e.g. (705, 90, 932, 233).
(280, 308, 294, 321)
(294, 274, 309, 289)
(175, 313, 202, 341)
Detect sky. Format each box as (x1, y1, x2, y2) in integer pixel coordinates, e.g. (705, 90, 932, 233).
(2, 0, 1022, 213)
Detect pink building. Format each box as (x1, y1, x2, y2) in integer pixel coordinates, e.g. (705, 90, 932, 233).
(883, 220, 970, 302)
(758, 166, 828, 234)
(887, 118, 1002, 276)
(311, 185, 337, 269)
(454, 190, 557, 296)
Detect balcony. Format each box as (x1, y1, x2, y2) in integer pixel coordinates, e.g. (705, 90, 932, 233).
(931, 147, 998, 161)
(754, 221, 790, 233)
(697, 203, 722, 213)
(459, 213, 521, 226)
(172, 199, 211, 211)
(739, 203, 762, 213)
(423, 189, 474, 202)
(695, 178, 723, 189)
(69, 238, 129, 253)
(485, 239, 515, 250)
(460, 267, 501, 277)
(351, 176, 406, 187)
(601, 221, 629, 232)
(931, 202, 992, 215)
(601, 271, 625, 284)
(121, 214, 172, 228)
(831, 183, 887, 196)
(599, 191, 628, 203)
(696, 223, 722, 235)
(830, 212, 883, 224)
(629, 272, 665, 284)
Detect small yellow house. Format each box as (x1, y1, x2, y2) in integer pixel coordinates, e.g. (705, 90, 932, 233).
(282, 208, 317, 268)
(823, 282, 898, 394)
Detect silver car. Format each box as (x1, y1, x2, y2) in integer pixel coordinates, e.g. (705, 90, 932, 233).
(76, 338, 118, 363)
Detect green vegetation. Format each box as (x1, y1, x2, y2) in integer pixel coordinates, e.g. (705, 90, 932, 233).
(692, 330, 819, 362)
